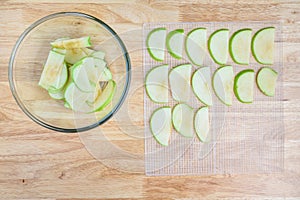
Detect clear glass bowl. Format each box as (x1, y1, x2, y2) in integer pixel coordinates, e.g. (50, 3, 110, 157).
(9, 12, 131, 132)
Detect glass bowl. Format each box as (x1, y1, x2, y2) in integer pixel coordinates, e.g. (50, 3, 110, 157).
(9, 12, 131, 132)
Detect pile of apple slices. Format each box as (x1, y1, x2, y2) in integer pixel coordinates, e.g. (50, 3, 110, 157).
(39, 37, 116, 113)
(146, 26, 278, 146)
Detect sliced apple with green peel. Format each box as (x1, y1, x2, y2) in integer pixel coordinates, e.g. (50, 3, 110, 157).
(92, 80, 116, 112)
(212, 65, 234, 106)
(81, 48, 95, 56)
(252, 27, 275, 65)
(86, 83, 102, 104)
(52, 48, 66, 55)
(172, 103, 194, 138)
(93, 58, 112, 82)
(92, 51, 105, 60)
(234, 69, 255, 103)
(194, 106, 210, 142)
(191, 67, 213, 106)
(65, 48, 87, 64)
(71, 58, 95, 93)
(146, 28, 167, 61)
(185, 28, 207, 66)
(229, 28, 252, 65)
(208, 29, 229, 65)
(256, 67, 278, 96)
(51, 36, 91, 49)
(169, 64, 192, 103)
(64, 101, 71, 109)
(47, 62, 68, 93)
(150, 106, 172, 146)
(48, 89, 64, 100)
(145, 64, 169, 104)
(38, 50, 65, 90)
(64, 82, 94, 113)
(166, 29, 184, 59)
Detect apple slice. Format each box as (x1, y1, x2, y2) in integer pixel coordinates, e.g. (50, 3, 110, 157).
(92, 80, 116, 112)
(52, 48, 67, 55)
(252, 27, 275, 65)
(38, 50, 65, 90)
(51, 36, 91, 49)
(229, 28, 252, 65)
(71, 57, 95, 93)
(150, 106, 172, 146)
(191, 67, 213, 106)
(65, 48, 87, 64)
(146, 28, 167, 61)
(208, 29, 229, 65)
(212, 65, 234, 106)
(185, 28, 207, 66)
(64, 82, 94, 113)
(92, 51, 106, 60)
(172, 103, 194, 138)
(169, 64, 192, 103)
(48, 89, 64, 100)
(145, 64, 169, 104)
(194, 106, 210, 142)
(234, 69, 255, 103)
(256, 67, 278, 96)
(166, 29, 184, 59)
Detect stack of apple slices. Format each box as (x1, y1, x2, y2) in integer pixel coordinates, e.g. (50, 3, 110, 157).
(39, 37, 116, 113)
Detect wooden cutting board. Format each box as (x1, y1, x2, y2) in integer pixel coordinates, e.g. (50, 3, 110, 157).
(0, 0, 299, 199)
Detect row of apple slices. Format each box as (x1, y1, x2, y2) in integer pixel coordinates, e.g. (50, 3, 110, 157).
(147, 27, 275, 65)
(145, 64, 278, 106)
(150, 105, 209, 146)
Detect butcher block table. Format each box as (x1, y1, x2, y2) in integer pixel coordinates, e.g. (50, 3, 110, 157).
(0, 0, 299, 199)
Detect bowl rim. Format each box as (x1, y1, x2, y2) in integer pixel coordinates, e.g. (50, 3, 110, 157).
(8, 12, 131, 133)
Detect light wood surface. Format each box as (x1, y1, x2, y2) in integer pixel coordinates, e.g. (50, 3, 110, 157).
(0, 0, 299, 199)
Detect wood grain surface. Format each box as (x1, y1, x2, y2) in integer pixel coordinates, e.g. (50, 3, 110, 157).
(0, 0, 299, 199)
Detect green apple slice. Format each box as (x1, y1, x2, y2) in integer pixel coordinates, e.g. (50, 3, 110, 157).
(48, 89, 64, 100)
(145, 64, 169, 104)
(38, 50, 65, 90)
(65, 48, 87, 64)
(194, 106, 210, 142)
(71, 58, 95, 93)
(229, 28, 252, 65)
(51, 36, 91, 49)
(92, 51, 105, 60)
(212, 65, 234, 106)
(48, 62, 68, 92)
(169, 64, 192, 103)
(92, 80, 116, 112)
(191, 67, 213, 106)
(166, 29, 184, 59)
(252, 27, 275, 65)
(208, 29, 229, 65)
(150, 106, 172, 146)
(86, 83, 102, 104)
(185, 28, 207, 66)
(93, 58, 112, 82)
(64, 101, 71, 109)
(146, 28, 167, 61)
(256, 67, 278, 96)
(172, 103, 194, 138)
(64, 82, 94, 113)
(234, 69, 255, 103)
(52, 48, 67, 55)
(81, 48, 95, 56)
